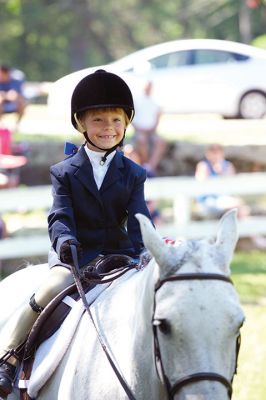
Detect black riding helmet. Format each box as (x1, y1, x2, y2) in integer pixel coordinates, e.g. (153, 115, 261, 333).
(71, 70, 135, 161)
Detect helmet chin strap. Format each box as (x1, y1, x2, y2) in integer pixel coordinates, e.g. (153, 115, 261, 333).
(83, 130, 126, 165)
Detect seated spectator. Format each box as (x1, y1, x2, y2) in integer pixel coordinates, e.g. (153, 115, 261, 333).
(132, 81, 166, 177)
(146, 200, 162, 226)
(195, 143, 249, 218)
(0, 65, 26, 124)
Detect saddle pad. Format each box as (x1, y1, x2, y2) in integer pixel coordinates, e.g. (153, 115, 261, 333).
(19, 282, 111, 399)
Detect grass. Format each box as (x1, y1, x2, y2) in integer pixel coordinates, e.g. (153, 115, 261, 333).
(230, 251, 266, 400)
(233, 304, 266, 400)
(231, 250, 266, 303)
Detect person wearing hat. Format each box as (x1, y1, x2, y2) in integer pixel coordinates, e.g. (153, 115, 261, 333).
(0, 70, 152, 397)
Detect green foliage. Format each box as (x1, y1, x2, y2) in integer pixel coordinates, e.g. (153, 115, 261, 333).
(252, 34, 266, 49)
(0, 1, 266, 83)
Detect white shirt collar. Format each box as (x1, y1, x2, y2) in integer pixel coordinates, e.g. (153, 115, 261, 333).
(84, 146, 116, 166)
(84, 146, 116, 189)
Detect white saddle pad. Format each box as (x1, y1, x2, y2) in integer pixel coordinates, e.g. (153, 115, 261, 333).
(18, 282, 111, 399)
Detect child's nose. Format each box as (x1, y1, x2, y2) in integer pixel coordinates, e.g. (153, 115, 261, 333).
(104, 118, 114, 127)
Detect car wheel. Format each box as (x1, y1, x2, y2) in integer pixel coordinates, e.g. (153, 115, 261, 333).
(239, 91, 266, 119)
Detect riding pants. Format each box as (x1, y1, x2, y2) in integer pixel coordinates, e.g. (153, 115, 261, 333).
(0, 266, 74, 365)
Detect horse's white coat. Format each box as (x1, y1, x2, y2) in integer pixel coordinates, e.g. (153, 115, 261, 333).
(1, 209, 244, 400)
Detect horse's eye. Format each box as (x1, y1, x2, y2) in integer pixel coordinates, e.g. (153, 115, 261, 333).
(153, 318, 171, 334)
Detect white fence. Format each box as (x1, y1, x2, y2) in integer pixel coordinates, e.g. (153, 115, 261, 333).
(1, 172, 266, 260)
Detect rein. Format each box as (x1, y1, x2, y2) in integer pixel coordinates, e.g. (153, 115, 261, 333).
(69, 245, 137, 400)
(152, 272, 240, 400)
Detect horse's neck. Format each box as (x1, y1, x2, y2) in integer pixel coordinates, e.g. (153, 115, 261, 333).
(105, 260, 158, 339)
(116, 261, 161, 393)
(96, 260, 160, 390)
(129, 260, 158, 337)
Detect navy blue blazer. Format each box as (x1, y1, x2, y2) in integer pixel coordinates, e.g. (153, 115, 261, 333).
(48, 145, 152, 267)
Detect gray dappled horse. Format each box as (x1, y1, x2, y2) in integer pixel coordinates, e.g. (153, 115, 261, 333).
(1, 209, 244, 400)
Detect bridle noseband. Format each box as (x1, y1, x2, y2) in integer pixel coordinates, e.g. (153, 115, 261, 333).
(152, 272, 241, 400)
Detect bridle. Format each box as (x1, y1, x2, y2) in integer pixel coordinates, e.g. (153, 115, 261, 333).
(152, 272, 241, 400)
(70, 245, 241, 400)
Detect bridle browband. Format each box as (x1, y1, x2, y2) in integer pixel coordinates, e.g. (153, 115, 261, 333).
(152, 272, 240, 400)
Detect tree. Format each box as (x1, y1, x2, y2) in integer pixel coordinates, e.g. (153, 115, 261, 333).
(0, 0, 265, 81)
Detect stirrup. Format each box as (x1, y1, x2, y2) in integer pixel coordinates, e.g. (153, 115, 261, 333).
(0, 360, 17, 398)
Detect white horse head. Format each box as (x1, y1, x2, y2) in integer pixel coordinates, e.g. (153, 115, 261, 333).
(135, 209, 244, 400)
(3, 209, 244, 400)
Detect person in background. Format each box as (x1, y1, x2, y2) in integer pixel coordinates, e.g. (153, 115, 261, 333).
(123, 144, 162, 226)
(195, 143, 266, 249)
(132, 81, 166, 177)
(195, 143, 249, 218)
(0, 65, 26, 125)
(146, 200, 162, 226)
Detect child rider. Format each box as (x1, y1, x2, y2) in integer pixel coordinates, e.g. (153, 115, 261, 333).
(0, 69, 152, 398)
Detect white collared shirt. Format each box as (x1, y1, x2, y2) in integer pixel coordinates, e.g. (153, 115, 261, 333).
(84, 146, 116, 189)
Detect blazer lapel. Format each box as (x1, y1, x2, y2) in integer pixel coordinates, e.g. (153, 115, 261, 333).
(71, 146, 102, 202)
(100, 151, 124, 193)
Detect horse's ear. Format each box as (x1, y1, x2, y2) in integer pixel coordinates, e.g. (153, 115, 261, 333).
(215, 209, 238, 273)
(135, 214, 185, 278)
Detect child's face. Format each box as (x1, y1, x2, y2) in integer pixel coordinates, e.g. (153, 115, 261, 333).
(81, 108, 127, 151)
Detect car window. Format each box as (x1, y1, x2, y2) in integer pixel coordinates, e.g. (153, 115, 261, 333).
(193, 49, 250, 64)
(148, 50, 192, 69)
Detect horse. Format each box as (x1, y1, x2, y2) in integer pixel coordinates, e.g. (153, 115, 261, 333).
(0, 209, 244, 400)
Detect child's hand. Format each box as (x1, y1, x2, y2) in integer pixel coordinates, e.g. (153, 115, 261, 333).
(60, 239, 83, 264)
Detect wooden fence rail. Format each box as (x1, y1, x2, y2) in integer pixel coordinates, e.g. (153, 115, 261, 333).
(1, 172, 266, 260)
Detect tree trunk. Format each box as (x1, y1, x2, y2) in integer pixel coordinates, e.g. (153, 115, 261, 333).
(239, 0, 252, 43)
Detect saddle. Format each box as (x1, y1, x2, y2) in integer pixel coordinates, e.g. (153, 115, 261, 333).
(18, 254, 139, 400)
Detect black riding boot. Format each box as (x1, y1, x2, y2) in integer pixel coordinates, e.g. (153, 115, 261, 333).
(0, 361, 17, 398)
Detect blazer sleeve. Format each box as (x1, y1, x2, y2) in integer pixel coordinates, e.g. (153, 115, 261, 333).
(48, 166, 78, 255)
(126, 168, 152, 255)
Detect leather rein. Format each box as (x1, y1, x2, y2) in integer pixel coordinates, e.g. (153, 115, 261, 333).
(152, 272, 241, 400)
